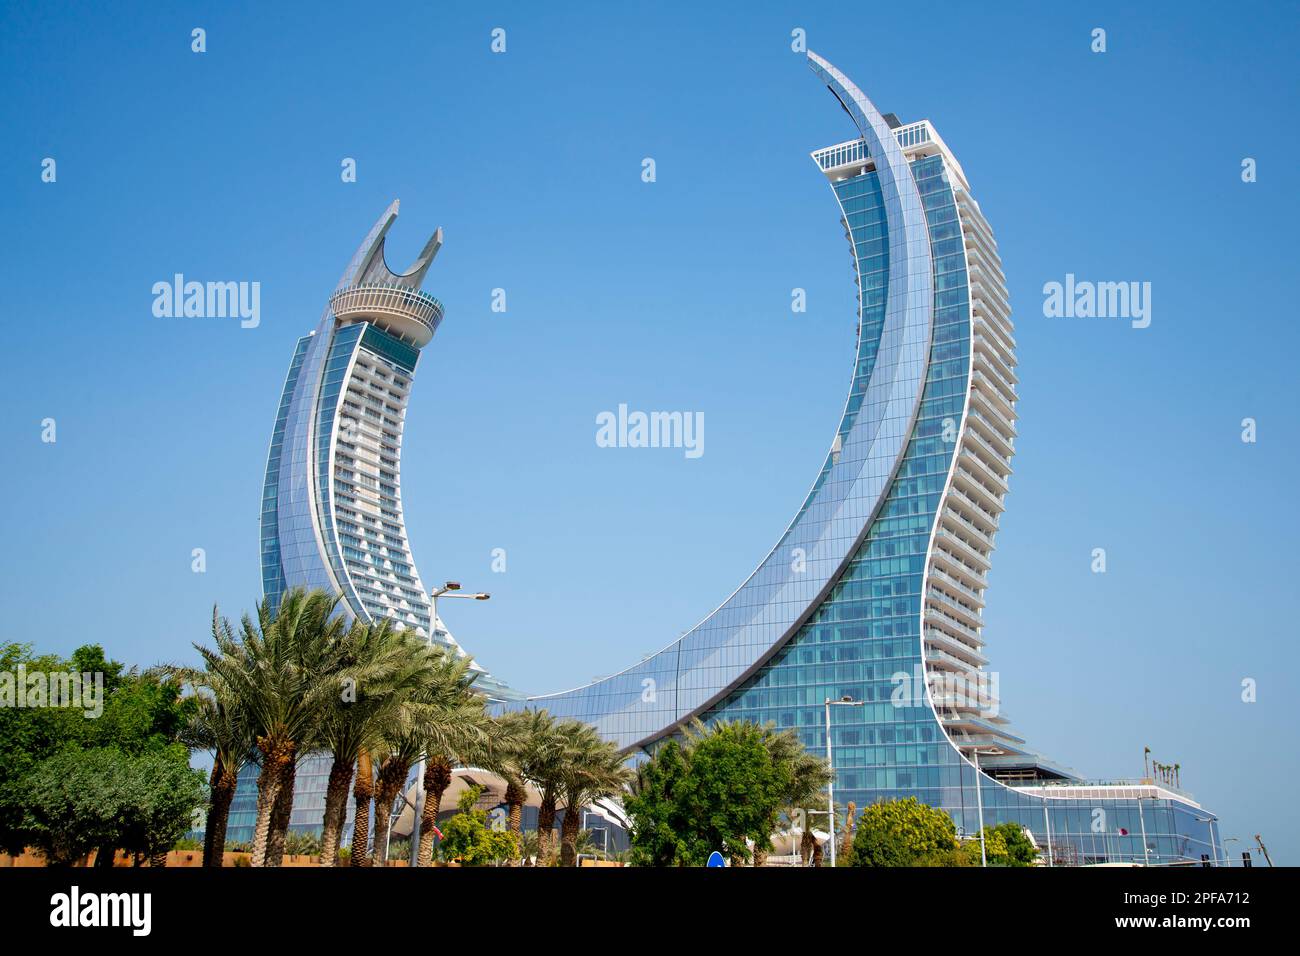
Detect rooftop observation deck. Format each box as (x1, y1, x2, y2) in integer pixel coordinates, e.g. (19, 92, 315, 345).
(329, 282, 444, 348)
(812, 118, 970, 190)
(1005, 777, 1201, 808)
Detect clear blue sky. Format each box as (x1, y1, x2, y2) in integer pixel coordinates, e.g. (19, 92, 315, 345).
(2, 1, 1297, 863)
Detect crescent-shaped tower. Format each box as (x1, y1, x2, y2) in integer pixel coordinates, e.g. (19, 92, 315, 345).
(517, 53, 1222, 866)
(229, 204, 516, 844)
(259, 200, 512, 700)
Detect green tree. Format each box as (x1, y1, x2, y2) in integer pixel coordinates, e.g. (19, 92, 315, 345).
(983, 821, 1038, 866)
(14, 748, 129, 865)
(0, 644, 84, 854)
(1, 642, 196, 861)
(626, 720, 797, 866)
(438, 785, 517, 866)
(625, 738, 690, 867)
(849, 796, 959, 867)
(915, 842, 980, 867)
(116, 749, 210, 866)
(16, 747, 205, 867)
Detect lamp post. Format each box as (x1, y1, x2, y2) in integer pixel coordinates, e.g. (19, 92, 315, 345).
(1193, 814, 1221, 868)
(970, 747, 999, 868)
(409, 581, 491, 866)
(1043, 800, 1054, 867)
(1223, 836, 1241, 867)
(1137, 795, 1150, 866)
(824, 696, 865, 868)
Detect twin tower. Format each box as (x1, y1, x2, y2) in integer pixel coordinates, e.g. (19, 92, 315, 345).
(256, 53, 1222, 865)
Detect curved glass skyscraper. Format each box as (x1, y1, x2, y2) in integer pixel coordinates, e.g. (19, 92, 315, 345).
(230, 203, 515, 842)
(517, 53, 1222, 865)
(259, 199, 511, 700)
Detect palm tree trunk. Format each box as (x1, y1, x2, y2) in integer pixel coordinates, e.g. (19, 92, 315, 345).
(204, 758, 238, 867)
(505, 779, 524, 865)
(149, 847, 169, 868)
(839, 801, 856, 862)
(415, 755, 453, 867)
(319, 756, 355, 867)
(350, 750, 374, 867)
(559, 804, 581, 867)
(93, 845, 116, 868)
(265, 757, 297, 866)
(251, 737, 294, 867)
(370, 757, 408, 867)
(800, 828, 816, 866)
(537, 792, 557, 866)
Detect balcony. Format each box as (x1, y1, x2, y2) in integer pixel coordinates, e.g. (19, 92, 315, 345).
(930, 543, 988, 591)
(959, 448, 1010, 497)
(928, 564, 985, 605)
(971, 370, 1017, 424)
(925, 605, 984, 646)
(925, 645, 984, 674)
(972, 313, 1018, 364)
(941, 502, 996, 547)
(965, 407, 1015, 458)
(968, 386, 1018, 439)
(329, 282, 445, 348)
(973, 351, 1018, 405)
(963, 428, 1013, 479)
(924, 628, 988, 667)
(926, 584, 983, 630)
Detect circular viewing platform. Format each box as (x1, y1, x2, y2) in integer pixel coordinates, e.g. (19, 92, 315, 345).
(329, 282, 444, 348)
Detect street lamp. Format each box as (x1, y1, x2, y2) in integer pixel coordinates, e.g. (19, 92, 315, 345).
(824, 696, 865, 868)
(1223, 836, 1241, 867)
(409, 580, 492, 866)
(430, 580, 492, 611)
(1193, 814, 1221, 868)
(970, 747, 999, 868)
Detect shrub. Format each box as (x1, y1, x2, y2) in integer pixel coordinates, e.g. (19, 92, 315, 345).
(850, 797, 959, 867)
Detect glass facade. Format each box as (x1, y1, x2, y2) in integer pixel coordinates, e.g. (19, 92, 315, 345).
(261, 334, 311, 608)
(229, 204, 516, 845)
(511, 53, 1222, 865)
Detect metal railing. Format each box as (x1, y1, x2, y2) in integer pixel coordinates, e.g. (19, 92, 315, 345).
(329, 282, 444, 333)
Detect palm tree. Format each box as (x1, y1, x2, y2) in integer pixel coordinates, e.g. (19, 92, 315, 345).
(171, 610, 258, 867)
(315, 619, 428, 866)
(350, 748, 375, 867)
(763, 727, 832, 866)
(194, 697, 251, 867)
(367, 699, 432, 866)
(369, 647, 490, 867)
(518, 828, 541, 865)
(515, 709, 565, 865)
(412, 659, 506, 867)
(193, 588, 348, 866)
(555, 720, 633, 867)
(494, 713, 532, 864)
